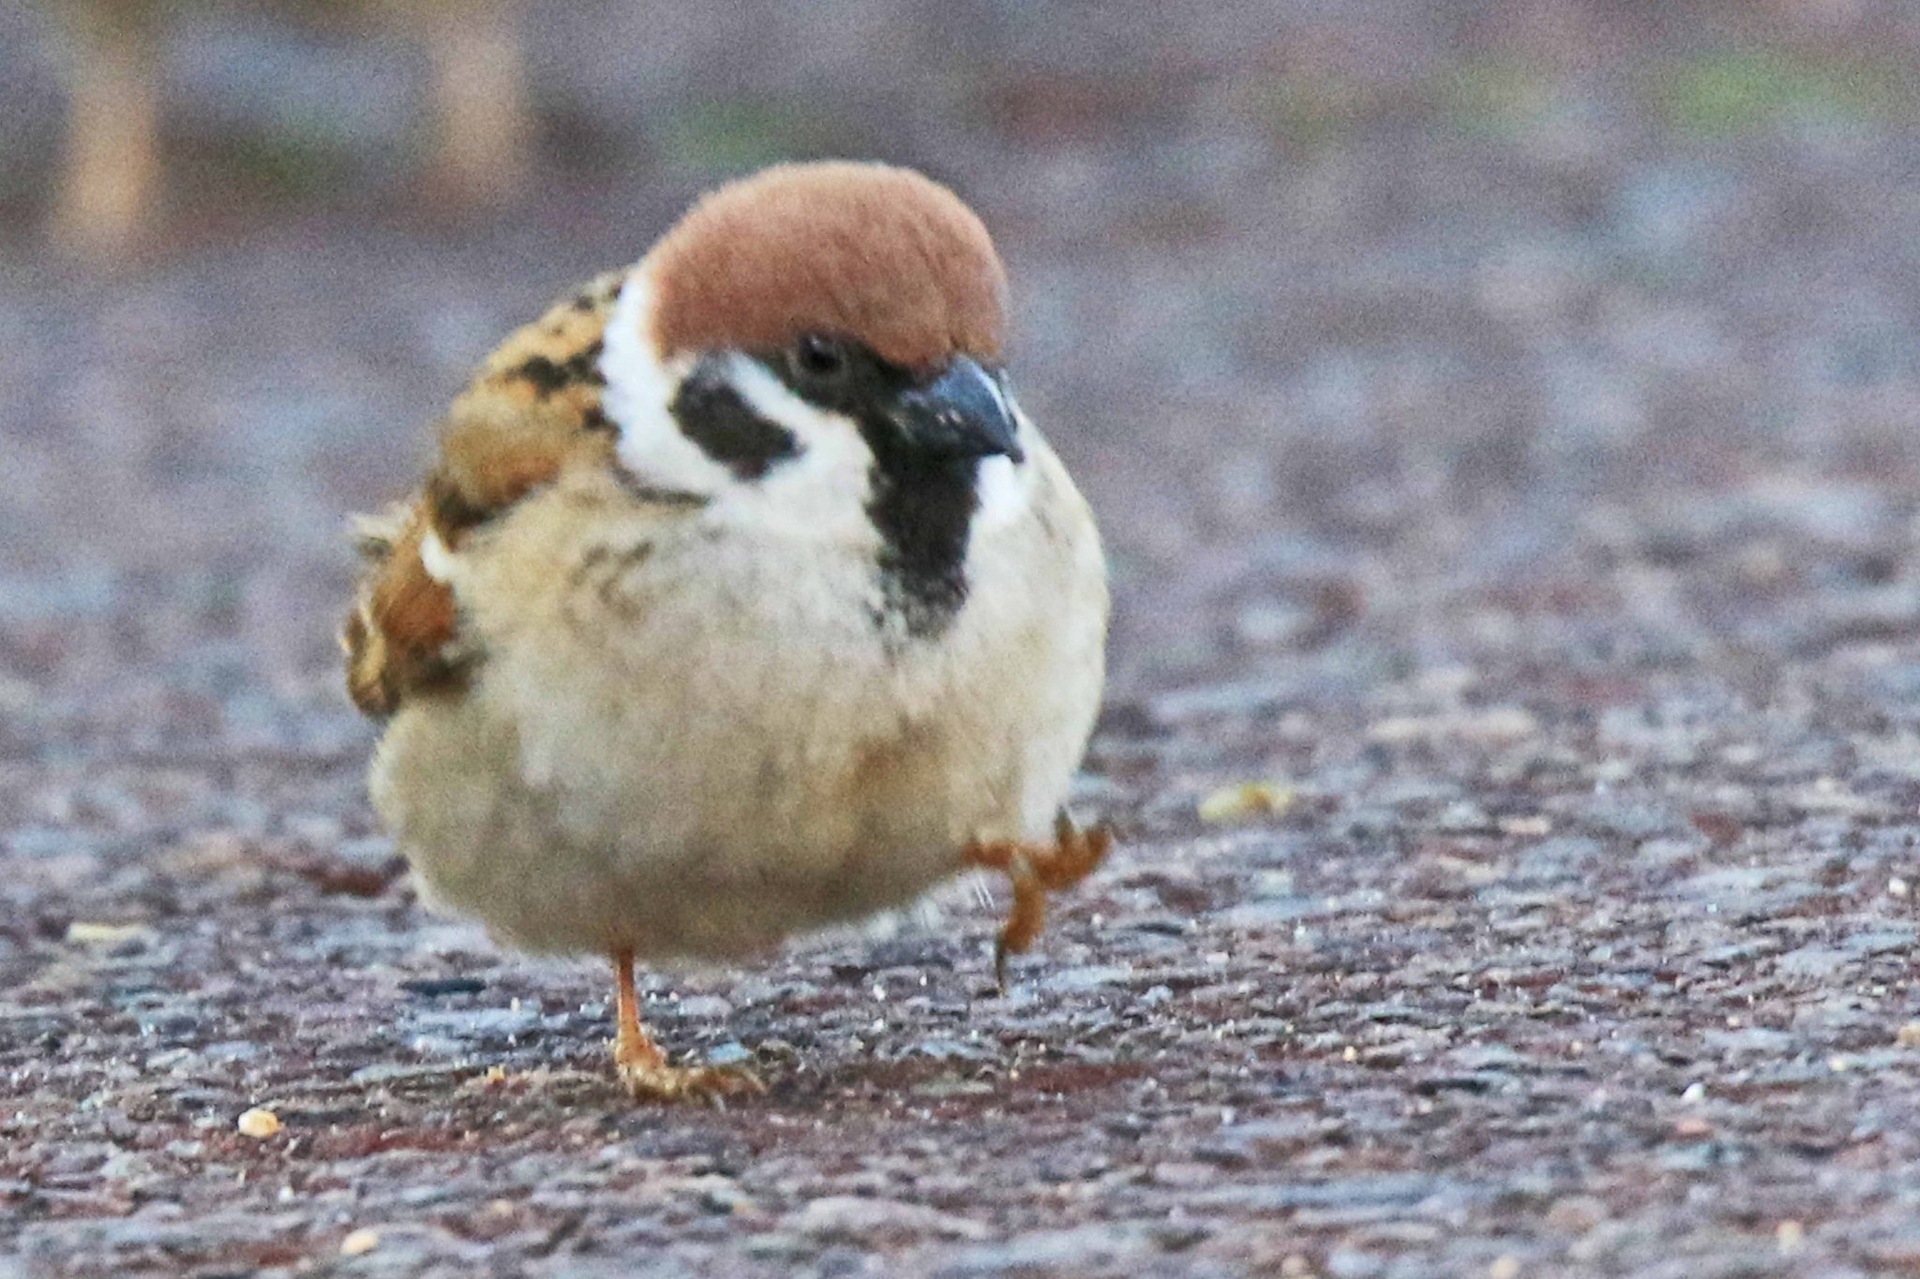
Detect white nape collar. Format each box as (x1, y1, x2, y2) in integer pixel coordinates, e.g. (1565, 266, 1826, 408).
(599, 272, 736, 497)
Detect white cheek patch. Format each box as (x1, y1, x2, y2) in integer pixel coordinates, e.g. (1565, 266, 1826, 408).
(723, 353, 835, 438)
(600, 274, 736, 496)
(723, 355, 878, 542)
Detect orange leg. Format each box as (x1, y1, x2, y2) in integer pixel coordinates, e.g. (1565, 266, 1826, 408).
(963, 811, 1114, 988)
(610, 949, 764, 1105)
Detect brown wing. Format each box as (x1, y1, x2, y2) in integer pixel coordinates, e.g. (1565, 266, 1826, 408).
(343, 270, 629, 718)
(343, 500, 463, 717)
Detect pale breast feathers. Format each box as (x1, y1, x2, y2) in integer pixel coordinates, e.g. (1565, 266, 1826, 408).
(342, 270, 629, 717)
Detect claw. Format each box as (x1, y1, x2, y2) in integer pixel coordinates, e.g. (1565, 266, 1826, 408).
(618, 1060, 766, 1107)
(966, 811, 1114, 989)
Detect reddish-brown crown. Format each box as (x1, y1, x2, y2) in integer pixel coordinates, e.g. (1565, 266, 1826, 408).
(643, 162, 1008, 373)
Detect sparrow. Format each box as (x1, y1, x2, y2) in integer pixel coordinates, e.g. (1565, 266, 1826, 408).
(344, 161, 1111, 1102)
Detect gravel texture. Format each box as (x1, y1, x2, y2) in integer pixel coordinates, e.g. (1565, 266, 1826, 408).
(8, 3, 1920, 1276)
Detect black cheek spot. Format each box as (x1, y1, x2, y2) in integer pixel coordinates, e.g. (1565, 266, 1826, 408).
(670, 360, 802, 481)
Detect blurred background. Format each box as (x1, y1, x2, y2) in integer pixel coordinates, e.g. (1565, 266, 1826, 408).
(2, 0, 1920, 830)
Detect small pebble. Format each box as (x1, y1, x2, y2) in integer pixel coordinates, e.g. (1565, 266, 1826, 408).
(66, 921, 153, 945)
(1198, 781, 1294, 824)
(340, 1228, 380, 1257)
(400, 976, 487, 997)
(236, 1108, 281, 1140)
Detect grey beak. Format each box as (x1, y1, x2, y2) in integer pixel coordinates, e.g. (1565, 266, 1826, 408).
(891, 357, 1025, 463)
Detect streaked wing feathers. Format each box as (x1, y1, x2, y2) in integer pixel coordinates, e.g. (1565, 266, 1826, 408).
(343, 269, 628, 717)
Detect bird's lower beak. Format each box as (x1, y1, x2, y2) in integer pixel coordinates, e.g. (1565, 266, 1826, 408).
(891, 356, 1025, 463)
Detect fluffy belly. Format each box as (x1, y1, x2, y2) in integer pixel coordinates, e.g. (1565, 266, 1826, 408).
(371, 634, 1045, 960)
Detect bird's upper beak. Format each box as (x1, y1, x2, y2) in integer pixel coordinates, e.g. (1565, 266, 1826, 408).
(889, 356, 1025, 464)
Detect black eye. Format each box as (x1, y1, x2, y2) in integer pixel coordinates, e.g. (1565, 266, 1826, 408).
(791, 334, 849, 383)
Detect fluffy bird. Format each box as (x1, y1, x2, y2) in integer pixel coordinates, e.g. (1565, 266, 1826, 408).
(345, 162, 1111, 1102)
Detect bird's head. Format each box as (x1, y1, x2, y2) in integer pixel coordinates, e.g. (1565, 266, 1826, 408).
(600, 162, 1033, 565)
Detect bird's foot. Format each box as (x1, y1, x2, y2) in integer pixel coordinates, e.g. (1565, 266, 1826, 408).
(964, 811, 1114, 989)
(608, 948, 765, 1106)
(615, 1053, 766, 1107)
